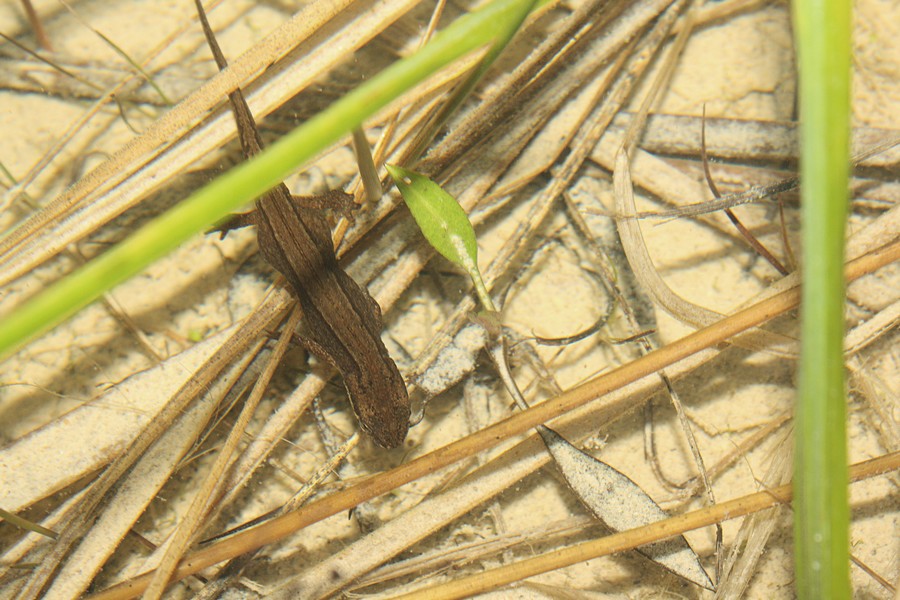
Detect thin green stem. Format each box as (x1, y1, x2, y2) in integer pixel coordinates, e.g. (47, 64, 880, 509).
(791, 0, 852, 597)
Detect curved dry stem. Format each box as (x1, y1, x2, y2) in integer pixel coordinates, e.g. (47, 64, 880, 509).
(610, 0, 798, 358)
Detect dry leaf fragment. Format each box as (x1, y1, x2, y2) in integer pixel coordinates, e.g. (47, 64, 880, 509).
(538, 426, 714, 590)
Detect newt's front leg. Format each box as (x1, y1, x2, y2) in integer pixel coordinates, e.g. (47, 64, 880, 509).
(209, 210, 258, 239)
(208, 189, 356, 240)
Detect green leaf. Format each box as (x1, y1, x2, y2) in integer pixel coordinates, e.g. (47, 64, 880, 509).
(386, 165, 477, 270)
(386, 164, 495, 313)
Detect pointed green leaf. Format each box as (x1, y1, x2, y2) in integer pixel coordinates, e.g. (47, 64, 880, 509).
(386, 165, 478, 273)
(386, 165, 496, 312)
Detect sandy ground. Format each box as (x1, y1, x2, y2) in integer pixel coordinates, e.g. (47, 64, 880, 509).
(0, 0, 897, 598)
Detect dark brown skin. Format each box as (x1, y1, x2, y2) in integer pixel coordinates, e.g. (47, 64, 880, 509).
(196, 0, 409, 447)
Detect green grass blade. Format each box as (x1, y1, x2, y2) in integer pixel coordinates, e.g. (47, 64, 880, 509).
(791, 0, 852, 597)
(0, 0, 538, 360)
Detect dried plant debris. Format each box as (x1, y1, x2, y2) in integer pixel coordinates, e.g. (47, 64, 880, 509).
(0, 0, 897, 598)
(393, 162, 712, 589)
(539, 426, 714, 590)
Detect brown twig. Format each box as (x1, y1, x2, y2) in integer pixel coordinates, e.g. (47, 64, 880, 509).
(700, 106, 790, 275)
(19, 0, 52, 51)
